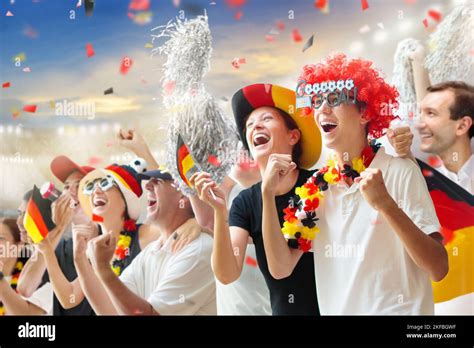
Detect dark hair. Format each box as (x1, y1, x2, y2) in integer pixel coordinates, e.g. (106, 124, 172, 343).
(244, 107, 303, 166)
(0, 218, 21, 243)
(427, 81, 474, 139)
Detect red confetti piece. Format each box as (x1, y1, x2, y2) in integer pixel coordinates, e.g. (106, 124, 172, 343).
(22, 105, 37, 113)
(292, 29, 303, 43)
(208, 155, 221, 167)
(300, 106, 313, 117)
(2, 82, 10, 88)
(231, 57, 246, 69)
(245, 256, 257, 267)
(427, 156, 442, 168)
(370, 218, 383, 225)
(88, 156, 102, 166)
(225, 0, 246, 8)
(361, 0, 369, 10)
(92, 214, 104, 222)
(119, 56, 133, 75)
(276, 20, 285, 31)
(163, 80, 176, 96)
(128, 0, 150, 11)
(427, 9, 442, 22)
(421, 169, 433, 177)
(314, 0, 327, 10)
(265, 35, 275, 42)
(86, 43, 95, 58)
(234, 11, 243, 20)
(422, 18, 428, 28)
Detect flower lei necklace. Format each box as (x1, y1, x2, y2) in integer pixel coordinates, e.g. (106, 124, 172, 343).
(111, 219, 137, 276)
(282, 140, 381, 252)
(0, 258, 25, 315)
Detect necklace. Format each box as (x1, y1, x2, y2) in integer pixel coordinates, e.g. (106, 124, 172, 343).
(0, 258, 25, 315)
(282, 141, 381, 252)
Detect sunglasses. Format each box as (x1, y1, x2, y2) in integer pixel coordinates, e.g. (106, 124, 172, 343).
(83, 176, 117, 196)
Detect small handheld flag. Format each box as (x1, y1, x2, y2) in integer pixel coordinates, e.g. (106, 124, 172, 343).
(23, 185, 57, 244)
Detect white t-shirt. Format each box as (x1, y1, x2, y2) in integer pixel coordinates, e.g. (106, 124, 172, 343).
(313, 147, 440, 315)
(216, 183, 271, 315)
(434, 154, 474, 315)
(22, 282, 53, 315)
(437, 154, 474, 195)
(120, 221, 216, 315)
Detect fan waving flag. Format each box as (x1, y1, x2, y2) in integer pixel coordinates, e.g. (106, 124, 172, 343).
(23, 185, 56, 244)
(417, 159, 474, 304)
(176, 134, 200, 188)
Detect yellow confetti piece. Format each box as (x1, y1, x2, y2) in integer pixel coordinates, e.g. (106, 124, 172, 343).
(144, 43, 153, 48)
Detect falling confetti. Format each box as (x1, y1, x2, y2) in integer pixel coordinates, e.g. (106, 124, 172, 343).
(23, 105, 37, 113)
(207, 155, 221, 167)
(265, 35, 275, 42)
(104, 87, 114, 95)
(302, 34, 314, 52)
(163, 80, 176, 96)
(88, 156, 102, 166)
(292, 29, 303, 43)
(276, 20, 285, 31)
(231, 57, 246, 69)
(119, 56, 133, 75)
(225, 0, 246, 8)
(427, 9, 442, 22)
(422, 169, 433, 177)
(314, 0, 327, 11)
(234, 11, 243, 20)
(427, 156, 442, 168)
(2, 82, 11, 88)
(86, 43, 95, 57)
(245, 256, 257, 267)
(12, 110, 20, 119)
(144, 43, 153, 48)
(23, 25, 39, 39)
(22, 67, 31, 73)
(6, 11, 13, 16)
(92, 214, 104, 222)
(361, 0, 369, 11)
(129, 0, 150, 11)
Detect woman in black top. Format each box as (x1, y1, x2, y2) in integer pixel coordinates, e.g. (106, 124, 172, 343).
(191, 83, 323, 315)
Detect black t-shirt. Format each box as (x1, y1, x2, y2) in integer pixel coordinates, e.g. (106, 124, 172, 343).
(229, 169, 320, 315)
(42, 224, 142, 316)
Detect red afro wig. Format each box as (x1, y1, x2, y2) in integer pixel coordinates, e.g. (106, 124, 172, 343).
(299, 53, 399, 139)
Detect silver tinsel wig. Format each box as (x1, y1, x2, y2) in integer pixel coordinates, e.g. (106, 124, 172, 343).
(151, 14, 238, 195)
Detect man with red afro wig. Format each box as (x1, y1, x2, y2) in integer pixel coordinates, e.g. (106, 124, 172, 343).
(261, 53, 449, 314)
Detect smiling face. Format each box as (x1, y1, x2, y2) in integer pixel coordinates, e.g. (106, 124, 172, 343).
(88, 177, 126, 222)
(144, 178, 185, 224)
(245, 106, 301, 167)
(16, 200, 29, 243)
(313, 96, 368, 152)
(0, 221, 20, 265)
(416, 90, 459, 155)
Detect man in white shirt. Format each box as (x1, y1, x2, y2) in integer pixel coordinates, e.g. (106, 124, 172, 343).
(388, 81, 474, 315)
(261, 53, 448, 315)
(88, 169, 216, 315)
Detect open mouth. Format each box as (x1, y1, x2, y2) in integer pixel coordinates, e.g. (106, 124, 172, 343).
(92, 197, 107, 208)
(148, 199, 157, 207)
(320, 121, 338, 133)
(419, 133, 433, 139)
(252, 133, 270, 147)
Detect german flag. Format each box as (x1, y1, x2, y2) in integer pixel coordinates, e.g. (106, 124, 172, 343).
(417, 159, 474, 303)
(23, 185, 56, 244)
(176, 134, 200, 188)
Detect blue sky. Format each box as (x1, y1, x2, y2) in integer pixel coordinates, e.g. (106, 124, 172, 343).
(1, 0, 465, 208)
